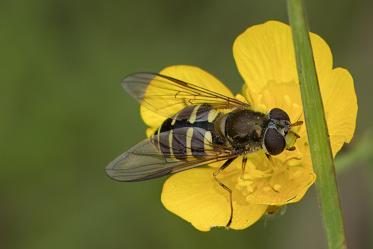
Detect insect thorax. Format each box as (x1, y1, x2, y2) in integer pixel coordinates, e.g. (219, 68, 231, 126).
(223, 109, 268, 152)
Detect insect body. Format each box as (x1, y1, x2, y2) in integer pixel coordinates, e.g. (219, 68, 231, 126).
(106, 73, 302, 227)
(151, 104, 291, 161)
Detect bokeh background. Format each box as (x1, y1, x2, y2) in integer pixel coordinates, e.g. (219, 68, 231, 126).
(1, 0, 372, 248)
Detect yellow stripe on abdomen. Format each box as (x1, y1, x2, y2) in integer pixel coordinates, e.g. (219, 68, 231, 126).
(168, 130, 174, 158)
(204, 131, 214, 155)
(188, 105, 201, 124)
(207, 109, 219, 122)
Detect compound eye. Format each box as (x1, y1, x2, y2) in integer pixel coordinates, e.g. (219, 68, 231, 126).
(264, 128, 286, 155)
(269, 108, 290, 122)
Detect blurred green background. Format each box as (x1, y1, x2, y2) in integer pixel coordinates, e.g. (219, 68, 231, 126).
(1, 0, 372, 249)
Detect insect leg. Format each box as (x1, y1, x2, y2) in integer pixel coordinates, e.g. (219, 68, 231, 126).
(286, 146, 296, 151)
(240, 154, 248, 180)
(213, 157, 237, 228)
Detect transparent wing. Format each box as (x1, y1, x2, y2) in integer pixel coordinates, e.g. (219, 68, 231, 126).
(106, 127, 237, 182)
(122, 72, 250, 118)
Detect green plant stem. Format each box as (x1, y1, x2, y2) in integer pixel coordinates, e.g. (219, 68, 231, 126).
(287, 0, 347, 248)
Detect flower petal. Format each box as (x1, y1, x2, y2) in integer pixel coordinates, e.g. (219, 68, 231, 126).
(161, 167, 267, 231)
(320, 68, 357, 155)
(141, 65, 233, 137)
(233, 20, 332, 94)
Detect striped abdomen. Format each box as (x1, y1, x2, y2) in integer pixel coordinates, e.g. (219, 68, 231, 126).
(151, 104, 223, 160)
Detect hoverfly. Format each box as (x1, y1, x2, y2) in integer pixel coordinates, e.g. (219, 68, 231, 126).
(106, 72, 303, 227)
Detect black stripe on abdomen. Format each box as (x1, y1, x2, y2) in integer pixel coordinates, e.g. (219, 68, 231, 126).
(190, 127, 206, 158)
(160, 118, 173, 133)
(157, 130, 172, 157)
(172, 129, 187, 160)
(177, 105, 198, 121)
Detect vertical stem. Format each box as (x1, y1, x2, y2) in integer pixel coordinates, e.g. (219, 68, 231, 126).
(286, 0, 347, 248)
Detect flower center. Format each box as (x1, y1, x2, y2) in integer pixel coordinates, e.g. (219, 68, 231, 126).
(228, 151, 311, 205)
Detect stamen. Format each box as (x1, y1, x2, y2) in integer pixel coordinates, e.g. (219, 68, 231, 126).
(273, 184, 282, 192)
(247, 185, 256, 193)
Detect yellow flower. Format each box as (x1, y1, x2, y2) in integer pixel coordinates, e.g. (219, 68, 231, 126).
(140, 21, 357, 231)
